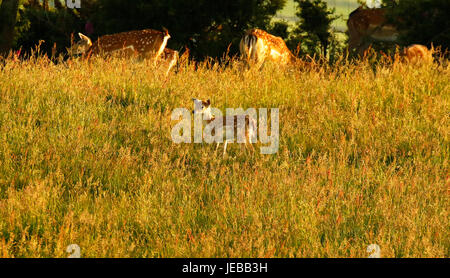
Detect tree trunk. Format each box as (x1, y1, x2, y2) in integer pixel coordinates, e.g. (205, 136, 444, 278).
(323, 41, 328, 58)
(0, 0, 20, 55)
(320, 38, 328, 59)
(54, 0, 64, 10)
(27, 0, 41, 8)
(43, 0, 49, 11)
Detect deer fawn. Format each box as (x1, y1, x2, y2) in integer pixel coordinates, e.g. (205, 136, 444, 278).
(192, 98, 257, 156)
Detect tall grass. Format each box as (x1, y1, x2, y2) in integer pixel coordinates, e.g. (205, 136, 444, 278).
(0, 54, 448, 257)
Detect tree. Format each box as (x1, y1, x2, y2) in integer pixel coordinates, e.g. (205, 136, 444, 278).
(293, 0, 338, 57)
(14, 0, 85, 56)
(89, 0, 286, 59)
(11, 0, 286, 59)
(383, 0, 450, 51)
(267, 20, 290, 40)
(0, 0, 20, 55)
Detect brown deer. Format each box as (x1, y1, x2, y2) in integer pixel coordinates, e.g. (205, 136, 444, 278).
(192, 98, 257, 156)
(159, 47, 179, 75)
(67, 29, 171, 63)
(347, 6, 399, 57)
(239, 29, 297, 70)
(400, 44, 434, 65)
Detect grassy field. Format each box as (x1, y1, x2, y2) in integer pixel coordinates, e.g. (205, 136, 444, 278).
(0, 54, 448, 258)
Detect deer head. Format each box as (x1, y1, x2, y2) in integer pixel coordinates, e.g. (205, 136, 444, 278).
(66, 33, 92, 56)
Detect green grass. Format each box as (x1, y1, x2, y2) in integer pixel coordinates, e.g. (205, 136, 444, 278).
(0, 54, 448, 257)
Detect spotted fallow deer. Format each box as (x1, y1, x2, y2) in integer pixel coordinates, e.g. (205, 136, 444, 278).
(192, 98, 257, 156)
(239, 28, 297, 70)
(66, 29, 171, 63)
(159, 47, 179, 75)
(400, 44, 434, 65)
(347, 6, 400, 57)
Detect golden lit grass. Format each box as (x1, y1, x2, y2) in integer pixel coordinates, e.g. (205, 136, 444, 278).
(0, 55, 448, 257)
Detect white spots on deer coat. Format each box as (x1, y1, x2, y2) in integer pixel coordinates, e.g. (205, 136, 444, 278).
(70, 29, 170, 61)
(240, 29, 295, 69)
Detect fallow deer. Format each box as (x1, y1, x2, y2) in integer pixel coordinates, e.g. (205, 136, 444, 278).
(159, 47, 179, 75)
(347, 6, 399, 57)
(67, 29, 171, 63)
(192, 98, 257, 156)
(239, 28, 297, 70)
(400, 44, 434, 65)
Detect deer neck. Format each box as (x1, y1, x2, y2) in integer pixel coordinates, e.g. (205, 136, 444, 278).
(155, 34, 171, 60)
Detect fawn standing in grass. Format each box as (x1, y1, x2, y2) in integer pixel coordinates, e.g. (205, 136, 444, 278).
(192, 98, 257, 156)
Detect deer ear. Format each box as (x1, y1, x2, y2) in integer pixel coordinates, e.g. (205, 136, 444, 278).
(78, 33, 92, 45)
(206, 99, 210, 105)
(162, 27, 169, 37)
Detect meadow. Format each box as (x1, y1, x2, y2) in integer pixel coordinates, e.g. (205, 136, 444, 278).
(0, 53, 448, 258)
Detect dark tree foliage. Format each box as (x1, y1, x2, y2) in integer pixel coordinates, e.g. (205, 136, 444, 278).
(10, 0, 286, 59)
(292, 0, 338, 57)
(82, 0, 286, 59)
(0, 0, 20, 55)
(267, 20, 290, 40)
(14, 1, 84, 57)
(383, 0, 450, 51)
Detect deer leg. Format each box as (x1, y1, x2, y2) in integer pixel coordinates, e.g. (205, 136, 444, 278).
(244, 135, 255, 154)
(223, 140, 231, 157)
(247, 140, 255, 152)
(348, 35, 367, 58)
(215, 142, 221, 154)
(256, 59, 265, 71)
(358, 41, 372, 58)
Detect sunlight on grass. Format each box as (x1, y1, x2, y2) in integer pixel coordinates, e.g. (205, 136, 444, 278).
(0, 53, 448, 258)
